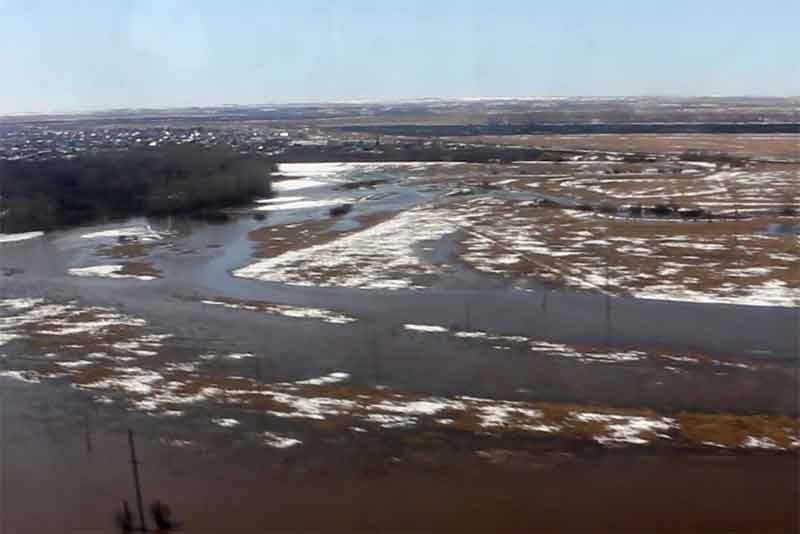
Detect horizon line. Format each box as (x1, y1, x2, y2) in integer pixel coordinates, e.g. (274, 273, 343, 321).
(2, 94, 800, 119)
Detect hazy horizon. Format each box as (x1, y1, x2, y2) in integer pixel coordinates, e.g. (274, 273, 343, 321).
(2, 94, 800, 118)
(1, 0, 798, 114)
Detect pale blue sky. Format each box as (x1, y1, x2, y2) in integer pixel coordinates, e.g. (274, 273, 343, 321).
(0, 0, 797, 113)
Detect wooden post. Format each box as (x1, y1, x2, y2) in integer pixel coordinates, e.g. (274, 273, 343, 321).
(84, 412, 92, 456)
(128, 429, 147, 533)
(541, 291, 549, 339)
(371, 326, 380, 385)
(1, 391, 6, 534)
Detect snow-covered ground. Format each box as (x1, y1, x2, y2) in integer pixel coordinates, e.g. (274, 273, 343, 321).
(199, 298, 357, 324)
(69, 264, 158, 281)
(234, 205, 464, 289)
(0, 231, 43, 243)
(80, 225, 165, 241)
(236, 186, 798, 306)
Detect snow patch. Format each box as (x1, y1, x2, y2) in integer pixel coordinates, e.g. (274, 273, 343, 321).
(0, 231, 44, 243)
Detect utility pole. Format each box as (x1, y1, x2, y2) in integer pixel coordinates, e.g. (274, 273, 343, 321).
(84, 411, 92, 456)
(1, 391, 6, 534)
(128, 429, 147, 533)
(371, 325, 380, 385)
(1, 166, 6, 534)
(604, 243, 612, 348)
(541, 290, 549, 339)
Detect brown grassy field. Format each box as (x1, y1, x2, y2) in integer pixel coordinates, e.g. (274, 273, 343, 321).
(456, 133, 800, 160)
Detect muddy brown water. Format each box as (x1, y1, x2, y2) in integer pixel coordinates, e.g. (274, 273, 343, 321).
(2, 379, 798, 534)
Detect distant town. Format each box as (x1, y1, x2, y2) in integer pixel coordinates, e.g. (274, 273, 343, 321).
(2, 97, 798, 163)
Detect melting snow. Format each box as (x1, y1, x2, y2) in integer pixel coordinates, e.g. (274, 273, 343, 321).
(255, 196, 307, 204)
(572, 412, 676, 445)
(0, 370, 41, 383)
(296, 372, 351, 386)
(69, 265, 157, 281)
(263, 431, 301, 448)
(212, 418, 240, 428)
(364, 413, 418, 429)
(741, 436, 784, 450)
(254, 198, 351, 212)
(0, 231, 44, 243)
(234, 206, 459, 289)
(404, 324, 449, 333)
(80, 225, 164, 241)
(199, 299, 356, 324)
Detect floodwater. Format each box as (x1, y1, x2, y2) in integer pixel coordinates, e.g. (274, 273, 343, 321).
(3, 377, 797, 533)
(1, 161, 798, 532)
(4, 162, 796, 358)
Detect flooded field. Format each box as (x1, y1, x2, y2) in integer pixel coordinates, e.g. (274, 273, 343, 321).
(1, 148, 798, 532)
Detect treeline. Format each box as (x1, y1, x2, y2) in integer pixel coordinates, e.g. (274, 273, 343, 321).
(0, 145, 274, 232)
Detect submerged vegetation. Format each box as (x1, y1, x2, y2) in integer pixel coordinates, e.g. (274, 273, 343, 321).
(0, 144, 274, 232)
